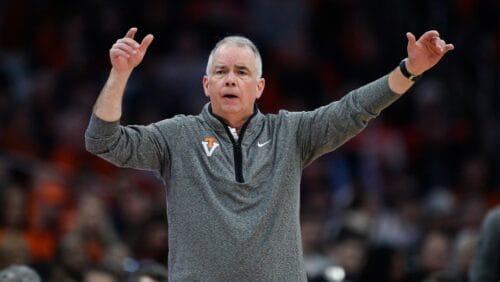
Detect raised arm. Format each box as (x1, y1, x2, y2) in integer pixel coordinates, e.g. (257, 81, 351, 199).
(94, 27, 154, 121)
(297, 30, 454, 165)
(85, 28, 169, 172)
(389, 30, 454, 94)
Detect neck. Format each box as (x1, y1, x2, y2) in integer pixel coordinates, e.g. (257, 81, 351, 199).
(220, 115, 248, 133)
(209, 105, 256, 133)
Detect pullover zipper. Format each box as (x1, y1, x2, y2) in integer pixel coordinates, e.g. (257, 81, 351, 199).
(223, 119, 252, 183)
(210, 106, 257, 183)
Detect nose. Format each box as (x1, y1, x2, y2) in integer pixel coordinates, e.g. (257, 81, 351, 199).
(224, 72, 237, 87)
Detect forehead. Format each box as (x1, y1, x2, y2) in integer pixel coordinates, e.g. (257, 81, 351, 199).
(212, 43, 256, 67)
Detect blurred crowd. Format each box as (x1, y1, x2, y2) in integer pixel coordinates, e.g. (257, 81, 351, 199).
(0, 0, 499, 281)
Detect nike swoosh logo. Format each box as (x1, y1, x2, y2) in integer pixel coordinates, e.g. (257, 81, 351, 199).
(257, 140, 271, 147)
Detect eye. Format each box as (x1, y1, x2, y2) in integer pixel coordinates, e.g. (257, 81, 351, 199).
(238, 69, 248, 75)
(214, 68, 226, 75)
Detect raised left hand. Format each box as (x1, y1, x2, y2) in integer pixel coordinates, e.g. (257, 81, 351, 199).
(405, 30, 454, 75)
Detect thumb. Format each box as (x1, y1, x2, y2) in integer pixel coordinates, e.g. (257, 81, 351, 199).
(139, 34, 154, 53)
(406, 32, 417, 48)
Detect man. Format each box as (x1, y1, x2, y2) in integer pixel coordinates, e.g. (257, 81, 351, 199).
(85, 27, 453, 281)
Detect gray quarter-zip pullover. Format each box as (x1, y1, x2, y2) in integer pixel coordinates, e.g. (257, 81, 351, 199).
(85, 75, 400, 281)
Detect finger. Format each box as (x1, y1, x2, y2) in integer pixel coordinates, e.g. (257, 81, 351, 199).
(406, 32, 417, 48)
(125, 27, 137, 39)
(419, 30, 440, 42)
(113, 43, 137, 55)
(423, 40, 442, 55)
(139, 34, 154, 53)
(117, 38, 140, 49)
(433, 38, 445, 52)
(444, 43, 455, 52)
(432, 38, 454, 54)
(110, 48, 130, 59)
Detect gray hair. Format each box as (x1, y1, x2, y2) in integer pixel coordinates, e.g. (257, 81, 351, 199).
(206, 36, 263, 78)
(0, 265, 41, 282)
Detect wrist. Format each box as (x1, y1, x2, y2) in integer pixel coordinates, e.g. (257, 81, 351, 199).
(406, 59, 422, 75)
(110, 67, 133, 81)
(399, 59, 422, 82)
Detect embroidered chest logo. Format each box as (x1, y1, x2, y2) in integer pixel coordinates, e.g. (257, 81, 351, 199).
(201, 137, 220, 157)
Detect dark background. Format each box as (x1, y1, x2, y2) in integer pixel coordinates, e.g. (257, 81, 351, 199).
(0, 0, 499, 281)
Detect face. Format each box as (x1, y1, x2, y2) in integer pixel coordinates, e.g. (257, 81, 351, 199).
(203, 44, 265, 124)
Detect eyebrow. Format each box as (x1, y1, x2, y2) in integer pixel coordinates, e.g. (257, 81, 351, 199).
(213, 64, 252, 73)
(235, 65, 251, 72)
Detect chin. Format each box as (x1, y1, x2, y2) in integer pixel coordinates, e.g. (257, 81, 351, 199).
(219, 100, 241, 109)
(212, 103, 237, 115)
(221, 105, 242, 114)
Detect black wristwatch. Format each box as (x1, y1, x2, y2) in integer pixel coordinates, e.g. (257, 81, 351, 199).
(399, 59, 422, 82)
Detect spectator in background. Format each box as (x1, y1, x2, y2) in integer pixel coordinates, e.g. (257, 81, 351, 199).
(0, 186, 31, 269)
(450, 231, 477, 282)
(469, 206, 500, 282)
(83, 266, 118, 282)
(301, 213, 330, 280)
(0, 265, 41, 282)
(126, 262, 168, 282)
(48, 234, 89, 282)
(65, 193, 119, 264)
(409, 229, 452, 282)
(0, 232, 31, 270)
(360, 244, 410, 282)
(325, 227, 368, 281)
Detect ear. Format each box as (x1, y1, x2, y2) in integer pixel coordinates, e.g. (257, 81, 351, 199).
(203, 76, 210, 97)
(256, 78, 265, 99)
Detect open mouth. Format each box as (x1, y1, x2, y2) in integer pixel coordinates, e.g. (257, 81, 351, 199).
(223, 94, 238, 99)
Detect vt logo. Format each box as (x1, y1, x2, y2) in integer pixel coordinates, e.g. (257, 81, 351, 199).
(202, 137, 220, 157)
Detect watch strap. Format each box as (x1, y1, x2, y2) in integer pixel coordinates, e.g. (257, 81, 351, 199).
(399, 59, 422, 82)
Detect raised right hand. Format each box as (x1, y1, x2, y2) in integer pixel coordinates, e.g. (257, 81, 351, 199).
(109, 27, 154, 74)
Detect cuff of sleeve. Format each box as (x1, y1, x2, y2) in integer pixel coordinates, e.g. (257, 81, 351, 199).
(86, 113, 120, 137)
(361, 75, 401, 115)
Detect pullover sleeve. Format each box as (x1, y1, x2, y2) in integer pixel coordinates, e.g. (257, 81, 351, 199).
(85, 113, 172, 173)
(296, 75, 401, 166)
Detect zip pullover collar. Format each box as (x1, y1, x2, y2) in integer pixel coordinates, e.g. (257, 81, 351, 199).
(202, 103, 264, 183)
(201, 103, 264, 139)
